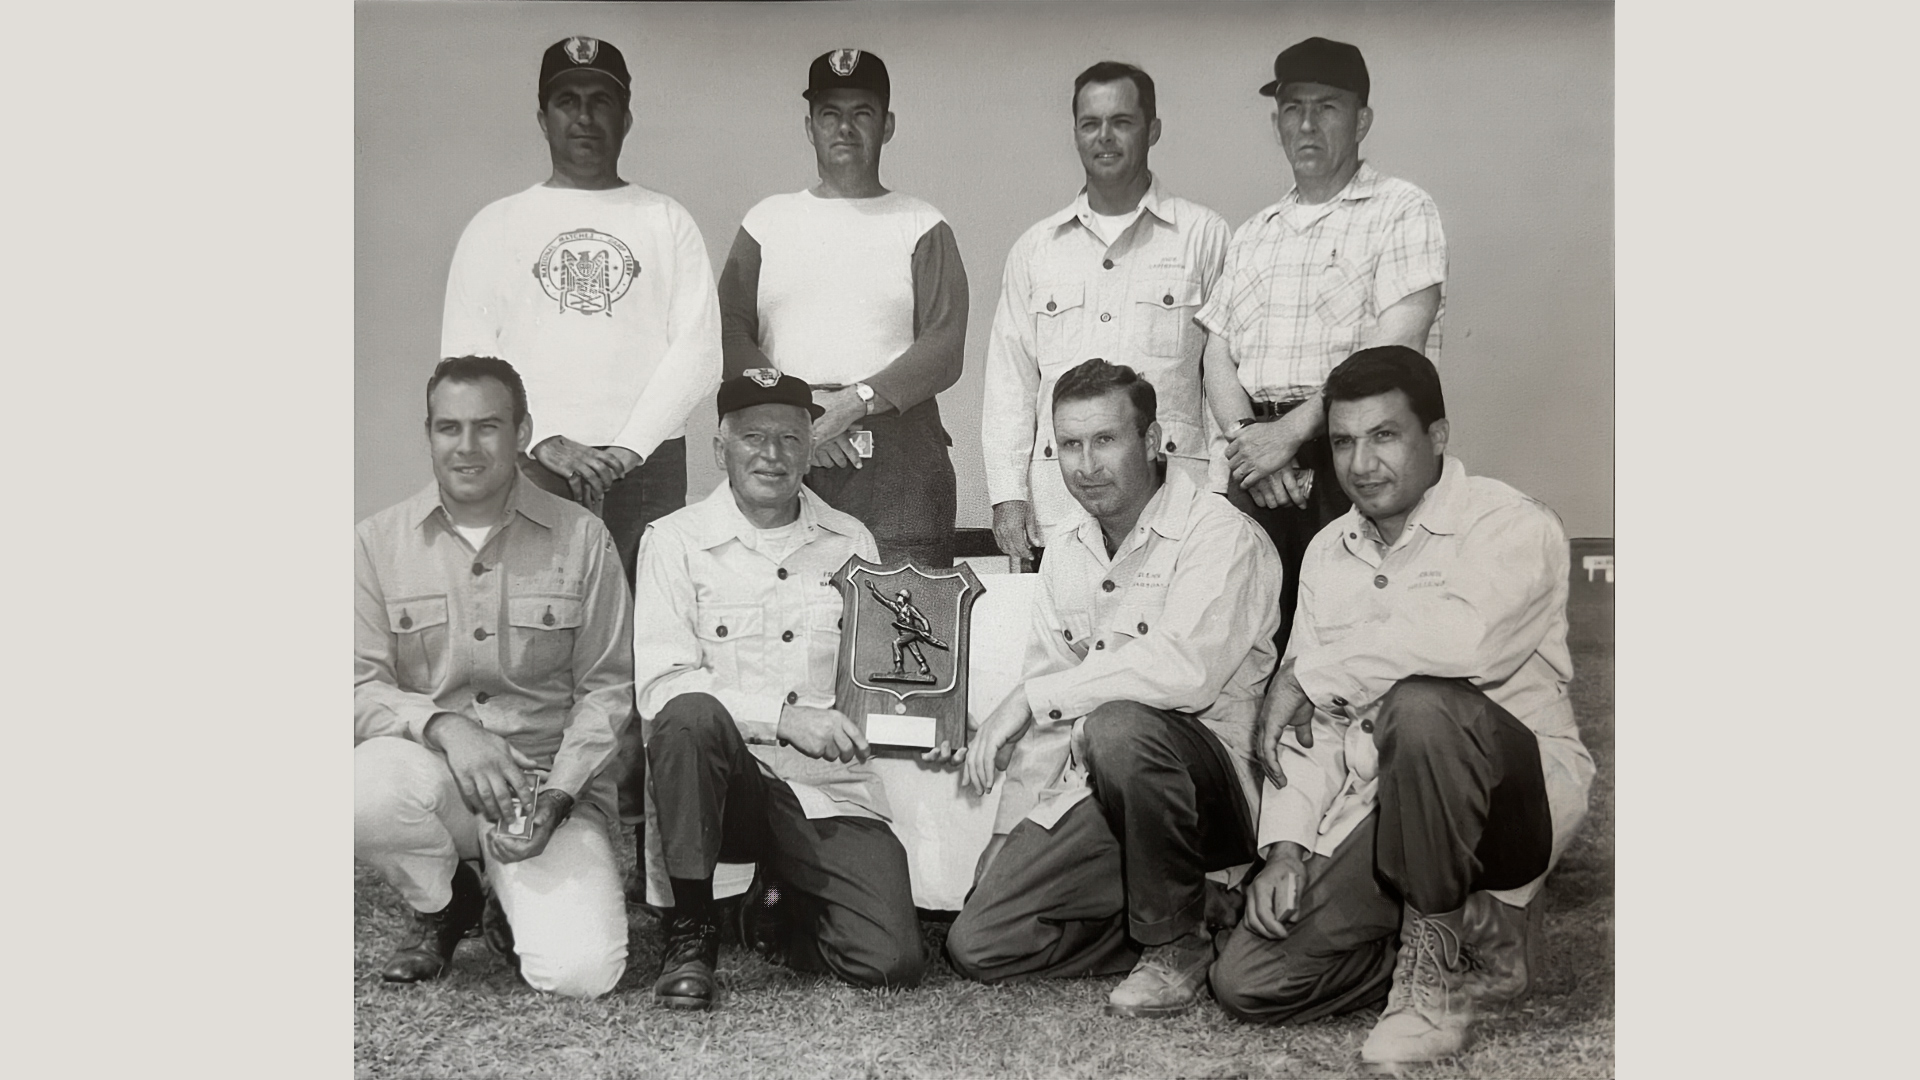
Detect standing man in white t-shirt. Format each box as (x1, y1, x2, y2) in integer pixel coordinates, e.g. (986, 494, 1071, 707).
(441, 35, 723, 584)
(981, 61, 1229, 563)
(440, 35, 724, 895)
(718, 49, 969, 568)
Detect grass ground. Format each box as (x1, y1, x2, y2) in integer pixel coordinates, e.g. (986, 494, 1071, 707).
(355, 616, 1612, 1079)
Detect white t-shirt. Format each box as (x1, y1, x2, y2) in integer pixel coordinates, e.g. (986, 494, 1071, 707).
(740, 190, 947, 386)
(1086, 206, 1144, 247)
(440, 182, 723, 457)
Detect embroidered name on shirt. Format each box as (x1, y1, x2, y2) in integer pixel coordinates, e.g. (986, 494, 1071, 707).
(533, 228, 639, 316)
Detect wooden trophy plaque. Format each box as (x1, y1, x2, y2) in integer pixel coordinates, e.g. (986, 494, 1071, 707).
(830, 557, 985, 752)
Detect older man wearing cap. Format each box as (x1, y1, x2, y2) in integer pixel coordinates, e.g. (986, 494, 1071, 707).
(633, 370, 925, 1011)
(1207, 347, 1593, 1065)
(981, 61, 1229, 563)
(441, 35, 722, 581)
(718, 48, 968, 568)
(1197, 36, 1447, 655)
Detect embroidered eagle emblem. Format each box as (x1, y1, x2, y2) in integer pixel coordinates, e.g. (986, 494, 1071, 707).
(828, 49, 861, 76)
(745, 368, 781, 388)
(563, 37, 599, 65)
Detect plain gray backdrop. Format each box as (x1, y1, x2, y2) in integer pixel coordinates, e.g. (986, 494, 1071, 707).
(356, 0, 1613, 537)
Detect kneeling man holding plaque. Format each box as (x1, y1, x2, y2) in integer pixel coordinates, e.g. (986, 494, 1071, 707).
(942, 359, 1283, 1019)
(633, 370, 925, 1011)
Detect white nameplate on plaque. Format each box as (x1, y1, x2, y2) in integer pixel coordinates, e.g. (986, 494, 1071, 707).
(866, 713, 938, 749)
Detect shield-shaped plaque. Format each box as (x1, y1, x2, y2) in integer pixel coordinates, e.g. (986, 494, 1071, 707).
(830, 556, 985, 751)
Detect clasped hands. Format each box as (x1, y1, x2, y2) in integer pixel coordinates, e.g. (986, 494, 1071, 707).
(424, 713, 573, 864)
(531, 436, 640, 502)
(1225, 414, 1314, 511)
(810, 386, 869, 470)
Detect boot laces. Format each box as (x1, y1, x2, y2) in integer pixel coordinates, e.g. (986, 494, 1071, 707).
(1388, 913, 1457, 1017)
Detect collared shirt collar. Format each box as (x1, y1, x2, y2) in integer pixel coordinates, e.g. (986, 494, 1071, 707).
(1341, 454, 1469, 552)
(408, 470, 560, 534)
(1045, 172, 1178, 233)
(680, 480, 864, 552)
(1068, 463, 1200, 556)
(1261, 160, 1383, 224)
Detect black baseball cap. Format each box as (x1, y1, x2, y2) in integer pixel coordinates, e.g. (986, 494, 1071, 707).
(717, 369, 825, 420)
(804, 48, 890, 109)
(1259, 37, 1369, 105)
(539, 36, 631, 100)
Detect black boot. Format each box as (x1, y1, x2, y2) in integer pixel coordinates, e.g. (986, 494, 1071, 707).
(738, 867, 794, 967)
(481, 892, 520, 975)
(654, 877, 720, 1011)
(381, 862, 484, 983)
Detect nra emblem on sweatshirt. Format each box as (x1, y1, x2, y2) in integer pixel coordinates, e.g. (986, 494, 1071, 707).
(532, 228, 638, 316)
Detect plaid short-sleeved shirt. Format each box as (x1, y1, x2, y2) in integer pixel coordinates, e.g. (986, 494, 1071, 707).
(1195, 162, 1447, 401)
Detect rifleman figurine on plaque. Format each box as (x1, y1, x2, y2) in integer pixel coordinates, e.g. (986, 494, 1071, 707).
(829, 557, 985, 751)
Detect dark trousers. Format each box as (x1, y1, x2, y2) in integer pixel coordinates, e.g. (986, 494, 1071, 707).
(1225, 451, 1351, 658)
(601, 437, 688, 586)
(805, 399, 957, 568)
(947, 701, 1256, 983)
(1210, 677, 1552, 1024)
(646, 693, 925, 989)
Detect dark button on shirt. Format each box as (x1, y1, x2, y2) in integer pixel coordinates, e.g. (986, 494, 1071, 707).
(1163, 293, 1175, 305)
(1048, 709, 1062, 720)
(1101, 580, 1115, 593)
(398, 614, 413, 630)
(716, 624, 729, 638)
(782, 630, 795, 642)
(1044, 445, 1053, 458)
(473, 627, 489, 641)
(777, 567, 788, 580)
(1094, 641, 1105, 650)
(1102, 258, 1114, 270)
(1361, 719, 1374, 734)
(471, 562, 486, 577)
(786, 691, 798, 705)
(1100, 312, 1112, 323)
(475, 691, 490, 704)
(1166, 440, 1177, 452)
(1046, 300, 1057, 312)
(1374, 575, 1388, 589)
(1063, 628, 1074, 641)
(1137, 621, 1149, 634)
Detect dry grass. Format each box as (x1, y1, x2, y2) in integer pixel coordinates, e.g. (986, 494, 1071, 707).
(355, 620, 1612, 1079)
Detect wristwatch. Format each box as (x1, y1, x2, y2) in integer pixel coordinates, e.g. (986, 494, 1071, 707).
(853, 382, 875, 414)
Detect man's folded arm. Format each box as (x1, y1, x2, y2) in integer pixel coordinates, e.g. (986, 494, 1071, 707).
(863, 221, 968, 415)
(612, 206, 723, 460)
(717, 227, 776, 380)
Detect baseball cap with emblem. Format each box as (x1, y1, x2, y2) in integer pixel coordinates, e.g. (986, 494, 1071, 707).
(1259, 36, 1369, 105)
(539, 36, 631, 103)
(717, 369, 826, 420)
(804, 48, 890, 109)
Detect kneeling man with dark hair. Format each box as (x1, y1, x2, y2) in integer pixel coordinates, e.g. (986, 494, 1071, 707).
(944, 358, 1283, 1019)
(1208, 345, 1595, 1065)
(354, 356, 634, 998)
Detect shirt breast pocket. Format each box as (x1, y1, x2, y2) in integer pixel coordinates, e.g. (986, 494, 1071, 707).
(1103, 599, 1168, 649)
(694, 603, 764, 688)
(386, 595, 449, 691)
(1311, 257, 1372, 331)
(507, 594, 584, 681)
(1057, 609, 1095, 662)
(1133, 278, 1204, 358)
(1031, 282, 1087, 367)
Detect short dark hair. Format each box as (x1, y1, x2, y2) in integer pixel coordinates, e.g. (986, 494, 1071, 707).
(1073, 61, 1156, 126)
(427, 356, 529, 427)
(1322, 345, 1446, 429)
(1051, 357, 1156, 436)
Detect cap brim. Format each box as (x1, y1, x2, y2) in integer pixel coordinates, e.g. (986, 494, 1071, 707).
(1258, 79, 1280, 96)
(805, 402, 826, 419)
(542, 68, 628, 93)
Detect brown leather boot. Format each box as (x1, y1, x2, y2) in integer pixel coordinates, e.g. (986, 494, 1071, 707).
(380, 862, 484, 983)
(1361, 904, 1475, 1064)
(1461, 891, 1538, 1007)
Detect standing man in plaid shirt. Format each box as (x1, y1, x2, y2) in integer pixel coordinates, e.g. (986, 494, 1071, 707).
(1197, 37, 1446, 652)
